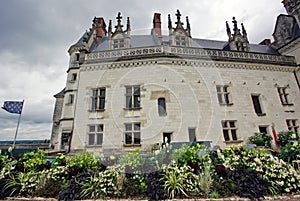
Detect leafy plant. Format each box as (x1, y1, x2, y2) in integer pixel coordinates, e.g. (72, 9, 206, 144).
(221, 145, 300, 194)
(145, 171, 166, 200)
(280, 143, 300, 164)
(4, 171, 38, 196)
(80, 166, 121, 199)
(162, 162, 194, 199)
(195, 162, 213, 196)
(248, 132, 273, 148)
(229, 169, 269, 199)
(20, 150, 47, 172)
(277, 130, 297, 147)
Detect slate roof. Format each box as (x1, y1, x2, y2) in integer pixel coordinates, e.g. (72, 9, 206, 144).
(70, 34, 279, 55)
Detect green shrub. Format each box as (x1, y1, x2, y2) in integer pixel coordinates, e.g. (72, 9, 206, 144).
(220, 145, 300, 194)
(248, 132, 273, 148)
(277, 130, 297, 147)
(80, 166, 121, 199)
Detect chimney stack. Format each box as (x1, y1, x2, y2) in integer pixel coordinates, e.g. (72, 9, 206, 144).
(152, 13, 162, 37)
(93, 17, 107, 43)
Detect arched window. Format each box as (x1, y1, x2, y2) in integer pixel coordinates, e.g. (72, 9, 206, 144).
(158, 97, 166, 116)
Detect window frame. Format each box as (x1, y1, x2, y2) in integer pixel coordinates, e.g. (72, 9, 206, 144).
(277, 87, 293, 106)
(221, 120, 239, 142)
(113, 38, 125, 49)
(124, 122, 141, 146)
(87, 124, 104, 146)
(251, 94, 266, 116)
(158, 97, 167, 116)
(216, 85, 233, 105)
(175, 35, 187, 46)
(286, 119, 299, 136)
(188, 128, 196, 142)
(125, 85, 141, 110)
(91, 88, 106, 111)
(66, 94, 74, 105)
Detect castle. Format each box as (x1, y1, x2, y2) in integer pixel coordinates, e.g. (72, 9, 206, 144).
(50, 1, 300, 154)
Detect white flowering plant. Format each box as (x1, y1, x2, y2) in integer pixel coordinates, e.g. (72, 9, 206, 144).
(220, 145, 300, 194)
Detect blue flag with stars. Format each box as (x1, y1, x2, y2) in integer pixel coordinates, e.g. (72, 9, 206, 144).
(2, 101, 24, 114)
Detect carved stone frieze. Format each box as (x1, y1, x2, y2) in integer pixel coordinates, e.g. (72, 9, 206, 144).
(85, 45, 296, 66)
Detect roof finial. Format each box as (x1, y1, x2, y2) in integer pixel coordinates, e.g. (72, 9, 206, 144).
(226, 21, 231, 38)
(232, 17, 238, 33)
(186, 16, 191, 37)
(115, 12, 124, 33)
(126, 17, 131, 32)
(176, 9, 181, 23)
(168, 14, 172, 30)
(241, 23, 247, 36)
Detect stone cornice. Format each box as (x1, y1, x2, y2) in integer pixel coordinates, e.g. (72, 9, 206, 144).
(85, 45, 296, 66)
(80, 58, 296, 73)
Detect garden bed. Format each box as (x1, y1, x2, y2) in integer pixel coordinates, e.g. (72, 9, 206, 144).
(3, 194, 300, 201)
(1, 132, 300, 201)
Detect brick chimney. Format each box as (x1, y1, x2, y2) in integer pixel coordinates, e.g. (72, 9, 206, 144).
(282, 0, 291, 6)
(152, 13, 162, 37)
(93, 17, 107, 43)
(259, 39, 271, 45)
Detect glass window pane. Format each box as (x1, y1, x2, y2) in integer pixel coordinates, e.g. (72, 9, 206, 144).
(92, 89, 98, 96)
(223, 130, 229, 141)
(100, 88, 106, 96)
(126, 96, 132, 108)
(89, 125, 95, 132)
(134, 132, 141, 144)
(96, 133, 103, 145)
(100, 98, 105, 109)
(134, 86, 140, 94)
(97, 125, 103, 132)
(134, 95, 140, 107)
(126, 87, 132, 94)
(92, 97, 97, 110)
(125, 124, 132, 131)
(251, 95, 263, 114)
(229, 121, 235, 128)
(89, 134, 95, 145)
(134, 123, 140, 131)
(231, 130, 237, 140)
(217, 94, 223, 103)
(224, 94, 229, 104)
(216, 86, 221, 92)
(125, 133, 132, 144)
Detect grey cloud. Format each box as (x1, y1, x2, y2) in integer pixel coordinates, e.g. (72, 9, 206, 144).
(0, 0, 287, 141)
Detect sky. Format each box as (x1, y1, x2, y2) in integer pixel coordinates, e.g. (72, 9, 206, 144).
(0, 0, 286, 141)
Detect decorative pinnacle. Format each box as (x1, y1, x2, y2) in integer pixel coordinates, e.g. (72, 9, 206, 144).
(232, 17, 238, 32)
(168, 14, 172, 29)
(241, 23, 247, 36)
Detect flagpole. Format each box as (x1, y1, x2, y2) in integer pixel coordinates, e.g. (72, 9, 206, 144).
(12, 100, 24, 149)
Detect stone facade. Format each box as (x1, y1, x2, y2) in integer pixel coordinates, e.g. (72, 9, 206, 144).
(50, 5, 300, 154)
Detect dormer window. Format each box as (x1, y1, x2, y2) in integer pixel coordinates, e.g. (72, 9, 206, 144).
(113, 38, 125, 49)
(175, 35, 187, 46)
(108, 12, 131, 50)
(226, 17, 249, 52)
(168, 10, 192, 47)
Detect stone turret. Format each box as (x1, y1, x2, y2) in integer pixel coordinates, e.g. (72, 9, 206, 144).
(282, 0, 300, 25)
